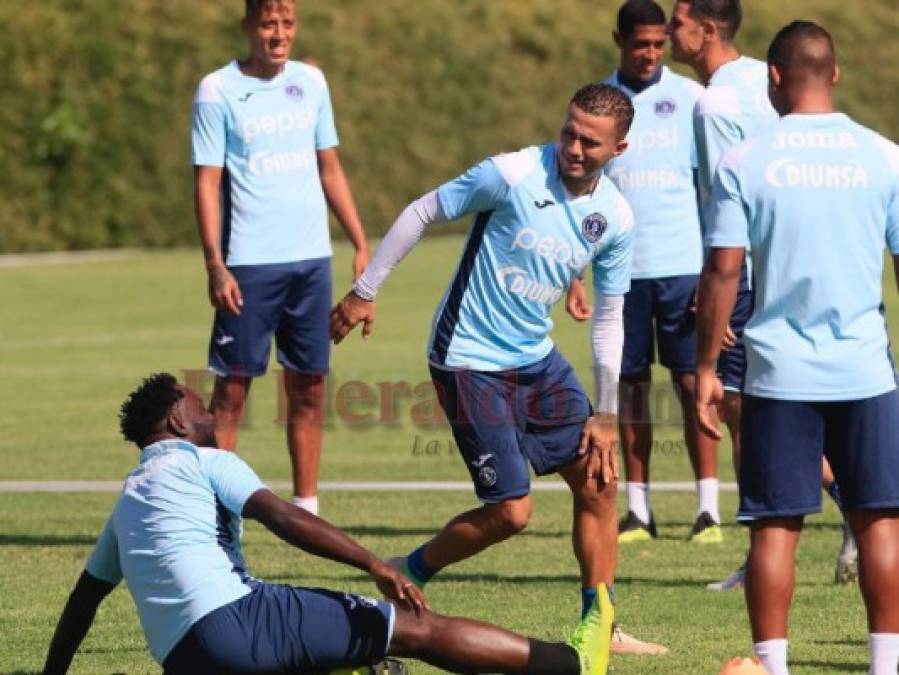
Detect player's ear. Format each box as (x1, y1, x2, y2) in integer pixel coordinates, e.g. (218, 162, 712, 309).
(701, 18, 716, 43)
(613, 31, 624, 50)
(614, 138, 629, 158)
(167, 404, 189, 438)
(768, 64, 782, 90)
(832, 63, 841, 87)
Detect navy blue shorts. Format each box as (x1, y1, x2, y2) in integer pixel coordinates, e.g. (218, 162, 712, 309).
(163, 582, 394, 674)
(209, 258, 332, 378)
(622, 275, 698, 379)
(430, 348, 592, 503)
(738, 389, 899, 521)
(718, 265, 754, 392)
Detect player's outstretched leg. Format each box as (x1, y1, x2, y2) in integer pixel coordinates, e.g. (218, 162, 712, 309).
(388, 588, 613, 675)
(392, 496, 533, 587)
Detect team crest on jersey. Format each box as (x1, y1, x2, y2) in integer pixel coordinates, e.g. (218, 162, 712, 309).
(655, 98, 677, 118)
(582, 213, 608, 243)
(284, 84, 304, 100)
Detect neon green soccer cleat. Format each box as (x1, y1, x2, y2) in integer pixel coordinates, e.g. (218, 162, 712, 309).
(617, 510, 658, 544)
(689, 512, 724, 544)
(568, 583, 615, 675)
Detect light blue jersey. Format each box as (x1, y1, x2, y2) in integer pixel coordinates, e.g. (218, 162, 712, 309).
(694, 56, 778, 225)
(85, 440, 266, 664)
(604, 67, 704, 279)
(430, 143, 634, 371)
(192, 61, 339, 266)
(708, 113, 899, 401)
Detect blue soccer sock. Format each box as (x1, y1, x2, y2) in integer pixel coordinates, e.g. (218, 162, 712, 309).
(406, 544, 438, 586)
(581, 583, 616, 619)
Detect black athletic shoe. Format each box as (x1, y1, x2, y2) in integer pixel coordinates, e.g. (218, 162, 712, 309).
(689, 511, 723, 544)
(617, 510, 658, 543)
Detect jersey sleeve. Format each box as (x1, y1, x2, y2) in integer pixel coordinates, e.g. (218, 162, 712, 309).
(591, 199, 634, 295)
(84, 515, 123, 586)
(201, 449, 268, 516)
(315, 72, 340, 150)
(706, 145, 751, 249)
(436, 159, 511, 220)
(694, 109, 742, 201)
(876, 136, 899, 254)
(191, 77, 228, 167)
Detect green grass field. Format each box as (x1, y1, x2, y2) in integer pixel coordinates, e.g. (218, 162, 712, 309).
(2, 239, 897, 674)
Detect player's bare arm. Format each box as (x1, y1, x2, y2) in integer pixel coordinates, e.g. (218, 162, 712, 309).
(194, 165, 243, 315)
(566, 276, 593, 322)
(43, 571, 117, 675)
(317, 147, 370, 281)
(695, 247, 745, 438)
(243, 488, 427, 612)
(893, 255, 899, 292)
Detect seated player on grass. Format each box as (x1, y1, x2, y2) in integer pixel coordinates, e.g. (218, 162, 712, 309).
(42, 374, 611, 675)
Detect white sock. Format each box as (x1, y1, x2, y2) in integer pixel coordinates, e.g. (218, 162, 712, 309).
(697, 478, 720, 523)
(754, 638, 789, 675)
(292, 496, 319, 516)
(626, 482, 651, 524)
(869, 633, 899, 675)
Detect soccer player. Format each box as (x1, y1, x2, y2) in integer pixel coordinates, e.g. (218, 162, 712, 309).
(567, 0, 718, 547)
(332, 83, 638, 672)
(695, 21, 899, 674)
(668, 0, 856, 592)
(192, 0, 370, 516)
(43, 374, 611, 675)
(666, 0, 776, 590)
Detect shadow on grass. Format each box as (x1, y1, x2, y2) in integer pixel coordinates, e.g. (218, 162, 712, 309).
(342, 526, 569, 539)
(791, 659, 866, 672)
(0, 534, 96, 547)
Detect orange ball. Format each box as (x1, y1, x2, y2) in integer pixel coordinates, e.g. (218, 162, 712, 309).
(719, 657, 769, 674)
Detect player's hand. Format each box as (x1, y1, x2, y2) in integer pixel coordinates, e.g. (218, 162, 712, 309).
(578, 413, 619, 486)
(695, 366, 724, 440)
(330, 291, 375, 343)
(352, 245, 370, 283)
(723, 324, 737, 350)
(207, 264, 243, 316)
(566, 277, 592, 322)
(369, 559, 430, 614)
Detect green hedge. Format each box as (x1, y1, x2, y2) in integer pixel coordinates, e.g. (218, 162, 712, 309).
(1, 0, 897, 252)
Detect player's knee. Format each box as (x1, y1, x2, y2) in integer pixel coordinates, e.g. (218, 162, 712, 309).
(389, 606, 438, 655)
(580, 479, 617, 512)
(487, 498, 532, 536)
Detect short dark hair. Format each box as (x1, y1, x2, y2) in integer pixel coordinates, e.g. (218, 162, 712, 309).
(682, 0, 742, 42)
(767, 20, 836, 82)
(618, 0, 667, 39)
(245, 0, 293, 20)
(570, 83, 635, 138)
(119, 373, 183, 447)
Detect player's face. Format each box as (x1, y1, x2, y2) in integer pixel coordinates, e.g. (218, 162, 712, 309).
(558, 105, 628, 190)
(175, 386, 218, 448)
(667, 1, 704, 65)
(616, 25, 667, 81)
(243, 1, 297, 71)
